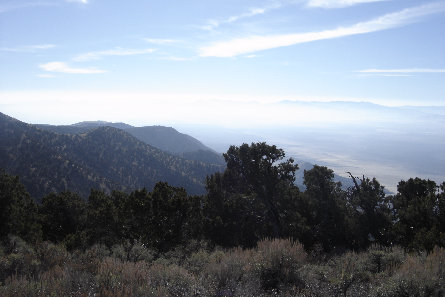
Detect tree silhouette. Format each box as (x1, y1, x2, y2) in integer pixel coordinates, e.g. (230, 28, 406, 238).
(205, 143, 299, 246)
(0, 170, 41, 243)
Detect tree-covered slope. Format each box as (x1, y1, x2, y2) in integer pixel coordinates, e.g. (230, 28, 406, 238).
(0, 113, 223, 200)
(36, 121, 225, 165)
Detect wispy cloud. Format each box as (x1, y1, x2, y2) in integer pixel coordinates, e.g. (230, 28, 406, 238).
(0, 44, 56, 53)
(144, 38, 178, 44)
(0, 2, 57, 13)
(358, 73, 414, 77)
(160, 56, 194, 61)
(73, 47, 156, 62)
(0, 1, 87, 13)
(357, 68, 445, 73)
(39, 62, 106, 74)
(201, 5, 279, 31)
(307, 0, 389, 9)
(199, 2, 445, 57)
(66, 0, 88, 4)
(37, 73, 57, 78)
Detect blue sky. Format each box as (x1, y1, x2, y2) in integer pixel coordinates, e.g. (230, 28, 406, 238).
(1, 0, 445, 125)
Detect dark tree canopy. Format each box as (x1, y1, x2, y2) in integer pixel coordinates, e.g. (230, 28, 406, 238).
(0, 170, 41, 243)
(302, 165, 347, 251)
(39, 191, 86, 246)
(205, 142, 300, 246)
(222, 142, 298, 193)
(345, 175, 392, 249)
(2, 141, 445, 254)
(390, 178, 444, 251)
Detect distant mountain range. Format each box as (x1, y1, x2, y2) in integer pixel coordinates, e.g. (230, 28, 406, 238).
(0, 113, 224, 200)
(36, 121, 225, 165)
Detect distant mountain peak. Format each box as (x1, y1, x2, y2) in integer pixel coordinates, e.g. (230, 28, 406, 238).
(72, 121, 133, 130)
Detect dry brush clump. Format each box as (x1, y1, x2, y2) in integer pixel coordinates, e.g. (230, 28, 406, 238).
(95, 257, 151, 296)
(203, 247, 255, 296)
(299, 251, 370, 296)
(2, 237, 445, 296)
(147, 263, 204, 296)
(110, 240, 155, 263)
(0, 237, 97, 296)
(298, 245, 406, 297)
(199, 238, 307, 296)
(254, 238, 307, 293)
(372, 246, 445, 297)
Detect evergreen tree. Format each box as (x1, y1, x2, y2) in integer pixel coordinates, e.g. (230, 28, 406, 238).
(0, 170, 41, 243)
(390, 178, 441, 251)
(86, 189, 119, 247)
(345, 175, 391, 249)
(39, 191, 86, 247)
(148, 182, 192, 251)
(205, 142, 301, 247)
(303, 165, 347, 251)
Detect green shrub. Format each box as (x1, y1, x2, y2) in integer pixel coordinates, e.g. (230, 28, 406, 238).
(363, 245, 405, 275)
(254, 238, 307, 293)
(0, 236, 37, 282)
(185, 249, 212, 275)
(111, 240, 155, 263)
(159, 240, 211, 267)
(374, 247, 445, 297)
(300, 251, 371, 297)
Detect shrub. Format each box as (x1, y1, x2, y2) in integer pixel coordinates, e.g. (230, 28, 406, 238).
(185, 249, 212, 275)
(301, 250, 371, 297)
(0, 236, 37, 282)
(203, 247, 253, 296)
(363, 245, 405, 275)
(111, 240, 155, 263)
(0, 275, 41, 297)
(254, 238, 307, 293)
(96, 257, 151, 296)
(159, 240, 211, 267)
(148, 263, 204, 296)
(374, 246, 445, 297)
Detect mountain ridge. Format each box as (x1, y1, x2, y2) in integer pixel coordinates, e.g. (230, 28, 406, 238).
(36, 121, 225, 165)
(0, 112, 224, 200)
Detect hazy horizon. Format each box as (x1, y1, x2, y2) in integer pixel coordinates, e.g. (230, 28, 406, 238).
(1, 0, 444, 193)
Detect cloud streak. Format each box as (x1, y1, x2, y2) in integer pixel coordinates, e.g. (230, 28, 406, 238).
(199, 1, 445, 57)
(0, 44, 56, 52)
(73, 47, 156, 62)
(357, 68, 445, 73)
(39, 62, 106, 74)
(0, 2, 57, 13)
(144, 38, 178, 44)
(66, 0, 88, 4)
(201, 5, 280, 31)
(307, 0, 389, 8)
(37, 74, 57, 78)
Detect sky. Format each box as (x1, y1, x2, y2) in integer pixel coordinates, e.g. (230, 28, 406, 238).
(1, 0, 445, 126)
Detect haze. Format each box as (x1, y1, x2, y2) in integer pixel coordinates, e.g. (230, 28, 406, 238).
(1, 0, 445, 192)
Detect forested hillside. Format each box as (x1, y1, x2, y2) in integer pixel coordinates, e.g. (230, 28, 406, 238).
(36, 121, 225, 165)
(0, 112, 223, 200)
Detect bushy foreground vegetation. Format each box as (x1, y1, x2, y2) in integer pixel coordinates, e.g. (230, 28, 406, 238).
(1, 236, 444, 296)
(1, 142, 445, 296)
